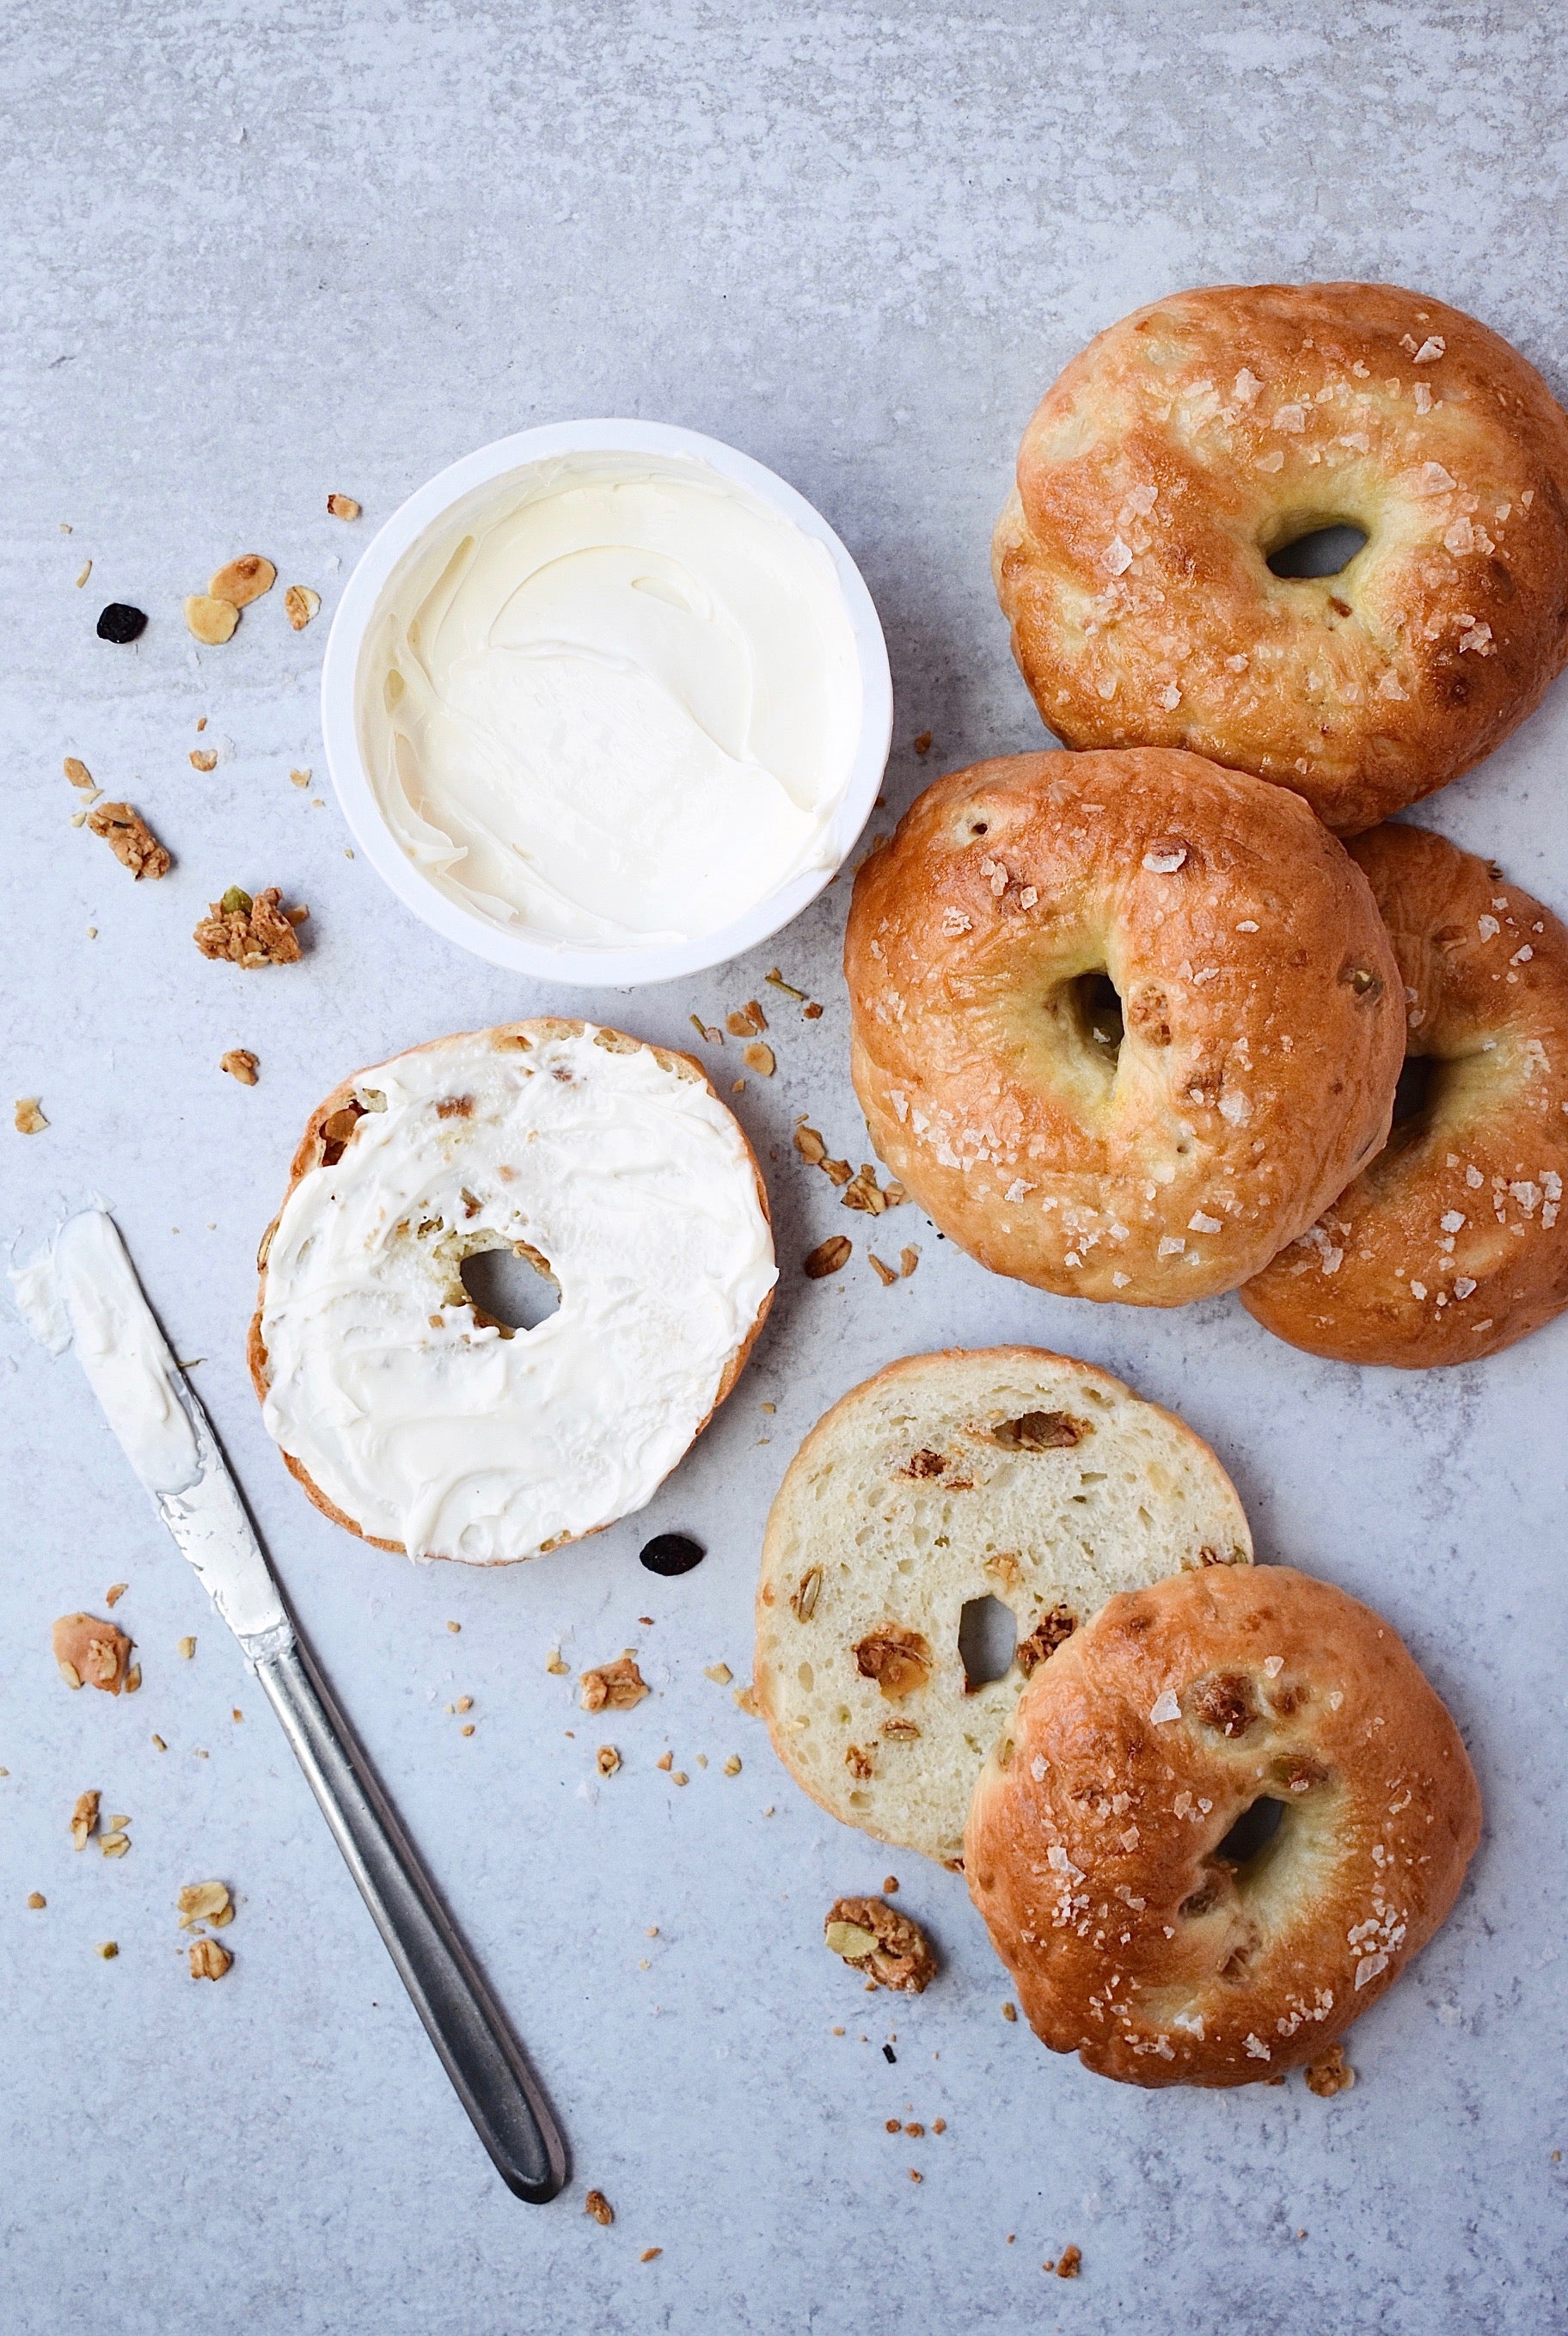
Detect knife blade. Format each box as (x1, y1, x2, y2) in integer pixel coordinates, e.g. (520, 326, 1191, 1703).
(26, 1208, 567, 2203)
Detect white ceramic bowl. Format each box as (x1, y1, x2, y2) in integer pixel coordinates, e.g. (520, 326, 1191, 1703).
(320, 420, 893, 986)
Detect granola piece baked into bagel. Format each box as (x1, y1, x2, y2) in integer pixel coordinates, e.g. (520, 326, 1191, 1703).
(249, 1020, 775, 1562)
(994, 282, 1568, 834)
(1243, 825, 1568, 1365)
(846, 749, 1403, 1304)
(755, 1348, 1251, 1867)
(965, 1564, 1480, 2088)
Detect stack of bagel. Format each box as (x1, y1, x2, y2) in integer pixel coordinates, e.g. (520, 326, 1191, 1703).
(763, 280, 1568, 2088)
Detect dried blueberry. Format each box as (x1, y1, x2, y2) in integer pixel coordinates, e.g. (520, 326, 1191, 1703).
(96, 603, 147, 644)
(639, 1531, 705, 1577)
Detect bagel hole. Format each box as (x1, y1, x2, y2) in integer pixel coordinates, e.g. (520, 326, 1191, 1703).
(958, 1595, 1019, 1692)
(459, 1242, 560, 1334)
(1266, 523, 1369, 579)
(1065, 971, 1124, 1063)
(1214, 1796, 1286, 1867)
(1392, 1051, 1437, 1130)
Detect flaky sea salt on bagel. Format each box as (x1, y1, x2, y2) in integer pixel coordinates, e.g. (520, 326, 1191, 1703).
(249, 1020, 775, 1562)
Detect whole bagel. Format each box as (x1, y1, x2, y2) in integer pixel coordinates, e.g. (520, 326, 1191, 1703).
(1243, 825, 1568, 1365)
(846, 749, 1403, 1304)
(965, 1565, 1481, 2088)
(994, 283, 1568, 834)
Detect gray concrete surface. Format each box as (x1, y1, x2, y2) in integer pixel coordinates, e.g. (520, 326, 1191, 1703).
(3, 4, 1566, 2330)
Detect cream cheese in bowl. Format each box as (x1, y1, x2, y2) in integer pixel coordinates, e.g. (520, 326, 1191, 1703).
(325, 424, 891, 982)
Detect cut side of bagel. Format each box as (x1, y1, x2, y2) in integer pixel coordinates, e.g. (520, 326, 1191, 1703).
(755, 1348, 1252, 1867)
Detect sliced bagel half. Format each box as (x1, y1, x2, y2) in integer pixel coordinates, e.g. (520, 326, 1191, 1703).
(755, 1347, 1252, 1866)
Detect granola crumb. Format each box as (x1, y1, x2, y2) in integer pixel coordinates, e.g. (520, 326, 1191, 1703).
(210, 554, 275, 608)
(868, 1252, 897, 1286)
(76, 560, 92, 588)
(1054, 2245, 1082, 2279)
(732, 1683, 759, 1716)
(289, 767, 311, 788)
(184, 593, 239, 645)
(909, 2168, 922, 2183)
(70, 1791, 101, 1850)
(597, 1745, 622, 1777)
(579, 1654, 648, 1713)
(545, 1648, 569, 1675)
(1304, 2043, 1357, 2098)
(189, 1938, 232, 1980)
(639, 2247, 661, 2263)
(671, 1769, 689, 1787)
(883, 1876, 898, 1893)
(284, 584, 321, 630)
(446, 1621, 461, 1633)
(723, 1755, 742, 1775)
(726, 1001, 768, 1037)
(88, 801, 171, 879)
(742, 1042, 775, 1076)
(454, 1695, 473, 1714)
(932, 2117, 946, 2133)
(95, 1941, 118, 1960)
(105, 1583, 128, 1608)
(52, 1613, 132, 1695)
(1001, 2002, 1018, 2022)
(585, 2190, 614, 2226)
(913, 731, 933, 754)
(125, 1666, 141, 1694)
(150, 1734, 167, 1751)
(189, 748, 218, 770)
(900, 1246, 920, 1278)
(460, 1722, 475, 1737)
(802, 1001, 824, 1020)
(327, 493, 361, 521)
(704, 1662, 732, 1685)
(177, 1881, 232, 1930)
(27, 1891, 46, 1909)
(804, 1235, 852, 1279)
(656, 1750, 672, 1771)
(220, 1048, 260, 1085)
(193, 886, 303, 967)
(178, 1636, 196, 1660)
(14, 1098, 48, 1134)
(63, 756, 97, 793)
(824, 1897, 937, 1993)
(842, 1162, 903, 1216)
(101, 1830, 131, 1859)
(196, 716, 207, 731)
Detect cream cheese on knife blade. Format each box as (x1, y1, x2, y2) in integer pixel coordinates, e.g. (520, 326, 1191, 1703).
(358, 452, 863, 946)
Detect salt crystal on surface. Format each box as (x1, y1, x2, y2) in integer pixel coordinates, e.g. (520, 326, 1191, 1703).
(1149, 1689, 1180, 1725)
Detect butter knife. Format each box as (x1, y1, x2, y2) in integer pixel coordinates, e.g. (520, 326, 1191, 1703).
(34, 1210, 567, 2204)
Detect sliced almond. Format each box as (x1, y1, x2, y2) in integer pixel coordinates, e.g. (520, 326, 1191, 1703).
(209, 555, 276, 608)
(327, 493, 361, 520)
(185, 594, 239, 645)
(284, 584, 321, 630)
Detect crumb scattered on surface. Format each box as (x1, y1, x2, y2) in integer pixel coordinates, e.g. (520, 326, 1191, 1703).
(1001, 2002, 1017, 2022)
(596, 1745, 622, 1777)
(189, 1938, 232, 1980)
(27, 1892, 45, 1910)
(913, 731, 933, 754)
(185, 593, 239, 644)
(210, 554, 275, 607)
(579, 1654, 648, 1713)
(732, 1683, 758, 1716)
(742, 1042, 775, 1076)
(101, 1828, 130, 1859)
(177, 1636, 196, 1660)
(726, 1001, 767, 1037)
(52, 1613, 132, 1695)
(63, 756, 97, 793)
(656, 1750, 672, 1771)
(87, 800, 170, 878)
(190, 748, 218, 770)
(899, 1246, 920, 1278)
(723, 1755, 741, 1775)
(125, 1665, 141, 1694)
(1304, 2043, 1357, 2097)
(824, 1897, 936, 1993)
(75, 560, 92, 587)
(446, 1621, 461, 1634)
(284, 584, 321, 629)
(150, 1734, 167, 1751)
(328, 493, 361, 520)
(193, 886, 303, 966)
(105, 1583, 127, 1608)
(883, 1875, 898, 1893)
(842, 1163, 905, 1216)
(15, 1098, 48, 1134)
(793, 1123, 852, 1183)
(868, 1252, 897, 1286)
(585, 2190, 614, 2226)
(802, 1000, 823, 1019)
(220, 1047, 260, 1085)
(95, 1941, 118, 1960)
(804, 1235, 852, 1279)
(289, 767, 310, 788)
(704, 1662, 732, 1685)
(1050, 2245, 1081, 2279)
(639, 2247, 661, 2263)
(177, 1881, 234, 1930)
(545, 1648, 569, 1675)
(70, 1791, 101, 1850)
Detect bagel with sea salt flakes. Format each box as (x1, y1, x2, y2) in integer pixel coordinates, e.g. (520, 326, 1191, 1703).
(754, 1348, 1251, 1868)
(1243, 823, 1568, 1365)
(965, 1564, 1481, 2088)
(846, 748, 1404, 1306)
(994, 281, 1568, 834)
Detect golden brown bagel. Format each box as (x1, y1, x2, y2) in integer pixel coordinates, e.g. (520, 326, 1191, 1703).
(994, 283, 1568, 834)
(1242, 825, 1568, 1365)
(965, 1564, 1481, 2088)
(846, 749, 1403, 1304)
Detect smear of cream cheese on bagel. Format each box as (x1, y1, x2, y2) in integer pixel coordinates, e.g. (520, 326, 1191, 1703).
(256, 1025, 776, 1561)
(361, 453, 862, 946)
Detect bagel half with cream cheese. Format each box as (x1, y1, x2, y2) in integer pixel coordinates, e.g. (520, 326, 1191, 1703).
(249, 1020, 775, 1563)
(755, 1348, 1252, 1867)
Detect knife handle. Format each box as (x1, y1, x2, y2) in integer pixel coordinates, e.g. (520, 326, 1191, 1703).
(254, 1634, 567, 2203)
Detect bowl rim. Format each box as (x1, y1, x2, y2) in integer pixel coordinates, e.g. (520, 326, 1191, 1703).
(319, 418, 893, 986)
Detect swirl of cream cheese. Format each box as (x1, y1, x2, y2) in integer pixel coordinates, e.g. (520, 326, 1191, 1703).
(358, 452, 863, 946)
(255, 1023, 776, 1561)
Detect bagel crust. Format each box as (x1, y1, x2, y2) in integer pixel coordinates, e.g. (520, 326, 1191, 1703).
(1243, 825, 1568, 1365)
(846, 749, 1403, 1304)
(995, 283, 1568, 834)
(965, 1566, 1480, 2088)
